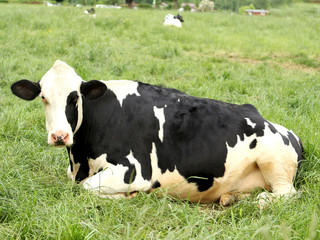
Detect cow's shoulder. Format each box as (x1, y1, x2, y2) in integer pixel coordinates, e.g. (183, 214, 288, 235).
(135, 81, 187, 101)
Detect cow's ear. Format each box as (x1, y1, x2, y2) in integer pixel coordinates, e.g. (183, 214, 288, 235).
(11, 79, 40, 101)
(80, 80, 107, 100)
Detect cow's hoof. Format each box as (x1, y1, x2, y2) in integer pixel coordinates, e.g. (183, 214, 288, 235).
(257, 192, 275, 209)
(219, 192, 251, 207)
(219, 194, 237, 207)
(127, 191, 138, 198)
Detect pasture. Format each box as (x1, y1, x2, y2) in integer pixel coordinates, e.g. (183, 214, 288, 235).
(0, 3, 320, 239)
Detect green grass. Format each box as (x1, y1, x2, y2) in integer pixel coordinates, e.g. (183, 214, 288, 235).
(0, 3, 320, 239)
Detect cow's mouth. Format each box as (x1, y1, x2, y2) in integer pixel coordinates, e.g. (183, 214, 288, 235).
(51, 141, 72, 147)
(54, 138, 66, 146)
(53, 142, 66, 147)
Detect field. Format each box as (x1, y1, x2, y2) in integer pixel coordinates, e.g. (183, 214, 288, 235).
(0, 3, 320, 239)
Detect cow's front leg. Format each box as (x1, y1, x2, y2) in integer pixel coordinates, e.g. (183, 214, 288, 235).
(219, 192, 251, 207)
(97, 191, 138, 199)
(82, 163, 151, 198)
(66, 162, 88, 183)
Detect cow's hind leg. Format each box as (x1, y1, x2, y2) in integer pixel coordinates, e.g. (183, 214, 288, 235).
(257, 156, 298, 208)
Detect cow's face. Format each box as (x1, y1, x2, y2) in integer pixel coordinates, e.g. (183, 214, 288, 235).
(176, 14, 184, 22)
(11, 60, 107, 147)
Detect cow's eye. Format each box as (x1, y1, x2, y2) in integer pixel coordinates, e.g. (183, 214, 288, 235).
(41, 96, 48, 104)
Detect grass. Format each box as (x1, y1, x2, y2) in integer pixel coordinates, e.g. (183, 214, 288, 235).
(0, 2, 320, 239)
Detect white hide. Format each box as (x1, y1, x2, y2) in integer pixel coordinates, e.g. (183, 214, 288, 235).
(102, 80, 140, 107)
(150, 143, 162, 184)
(88, 154, 108, 177)
(126, 151, 153, 190)
(220, 120, 298, 195)
(153, 106, 166, 142)
(163, 14, 182, 28)
(83, 163, 130, 194)
(83, 152, 151, 194)
(39, 60, 84, 146)
(268, 121, 300, 143)
(245, 117, 256, 129)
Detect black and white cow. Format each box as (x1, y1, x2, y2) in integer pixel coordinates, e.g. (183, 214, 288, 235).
(11, 60, 303, 205)
(163, 14, 184, 28)
(84, 8, 96, 18)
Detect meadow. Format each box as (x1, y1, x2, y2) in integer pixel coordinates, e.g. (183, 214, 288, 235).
(0, 3, 320, 239)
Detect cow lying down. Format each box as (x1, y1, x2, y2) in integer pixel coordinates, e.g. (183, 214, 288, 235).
(163, 14, 184, 28)
(11, 60, 303, 206)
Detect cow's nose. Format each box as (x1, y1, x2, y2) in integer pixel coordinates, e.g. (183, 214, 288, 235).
(51, 131, 69, 146)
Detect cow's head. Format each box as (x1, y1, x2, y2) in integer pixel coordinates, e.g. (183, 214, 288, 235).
(175, 14, 184, 23)
(11, 60, 107, 147)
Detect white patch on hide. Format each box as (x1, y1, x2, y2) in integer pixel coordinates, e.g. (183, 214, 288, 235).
(153, 106, 165, 142)
(245, 118, 256, 129)
(126, 151, 152, 191)
(268, 121, 300, 143)
(83, 151, 151, 194)
(150, 143, 162, 183)
(102, 80, 140, 107)
(88, 153, 108, 177)
(83, 163, 130, 194)
(215, 123, 299, 195)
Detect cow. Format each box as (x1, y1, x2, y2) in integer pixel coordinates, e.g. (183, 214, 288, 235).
(84, 8, 96, 18)
(163, 14, 184, 28)
(11, 60, 303, 206)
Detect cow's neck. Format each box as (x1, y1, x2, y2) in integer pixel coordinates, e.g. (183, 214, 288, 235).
(72, 91, 126, 159)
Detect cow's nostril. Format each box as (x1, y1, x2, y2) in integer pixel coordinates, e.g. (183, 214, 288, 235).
(63, 133, 69, 141)
(51, 133, 57, 141)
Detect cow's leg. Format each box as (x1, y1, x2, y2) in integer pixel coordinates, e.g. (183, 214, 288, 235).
(97, 191, 138, 199)
(82, 164, 151, 198)
(219, 192, 251, 207)
(256, 157, 298, 208)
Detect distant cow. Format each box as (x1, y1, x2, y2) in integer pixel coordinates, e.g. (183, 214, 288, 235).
(45, 1, 61, 7)
(11, 60, 303, 205)
(84, 8, 96, 18)
(163, 14, 184, 28)
(95, 4, 121, 9)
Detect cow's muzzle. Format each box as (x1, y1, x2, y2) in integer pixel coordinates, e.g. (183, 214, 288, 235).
(51, 131, 70, 146)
